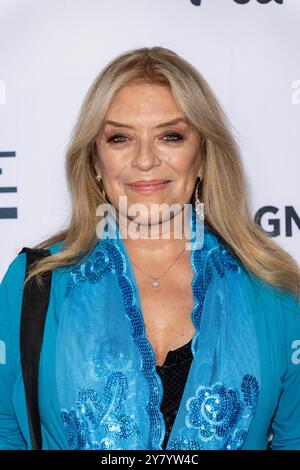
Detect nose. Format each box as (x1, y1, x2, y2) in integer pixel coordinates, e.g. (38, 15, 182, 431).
(131, 141, 161, 171)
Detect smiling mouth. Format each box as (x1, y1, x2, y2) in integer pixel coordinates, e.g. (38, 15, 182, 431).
(126, 179, 171, 194)
(128, 179, 171, 185)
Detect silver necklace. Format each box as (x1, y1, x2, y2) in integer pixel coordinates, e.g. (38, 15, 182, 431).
(130, 245, 186, 288)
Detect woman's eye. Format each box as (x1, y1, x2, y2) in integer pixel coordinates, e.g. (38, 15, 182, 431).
(107, 134, 128, 144)
(106, 132, 184, 145)
(162, 132, 184, 142)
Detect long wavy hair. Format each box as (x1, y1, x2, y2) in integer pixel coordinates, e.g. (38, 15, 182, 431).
(23, 46, 300, 304)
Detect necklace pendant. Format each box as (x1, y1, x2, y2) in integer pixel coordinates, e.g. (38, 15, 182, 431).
(152, 279, 159, 288)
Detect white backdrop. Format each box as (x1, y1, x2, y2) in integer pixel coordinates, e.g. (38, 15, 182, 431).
(0, 0, 299, 280)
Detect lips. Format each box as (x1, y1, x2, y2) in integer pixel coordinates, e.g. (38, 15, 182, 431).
(126, 179, 171, 194)
(128, 179, 171, 187)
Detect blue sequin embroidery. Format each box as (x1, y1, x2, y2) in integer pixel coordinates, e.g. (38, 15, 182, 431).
(61, 372, 140, 450)
(59, 209, 259, 450)
(64, 240, 116, 298)
(61, 235, 164, 449)
(168, 374, 259, 450)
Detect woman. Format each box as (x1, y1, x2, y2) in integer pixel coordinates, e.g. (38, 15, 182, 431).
(0, 46, 300, 451)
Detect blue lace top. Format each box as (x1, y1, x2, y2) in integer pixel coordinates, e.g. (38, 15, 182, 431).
(1, 240, 300, 449)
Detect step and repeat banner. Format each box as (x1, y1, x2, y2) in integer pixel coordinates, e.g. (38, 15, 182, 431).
(0, 0, 299, 279)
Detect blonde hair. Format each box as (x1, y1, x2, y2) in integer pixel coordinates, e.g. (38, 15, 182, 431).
(23, 46, 300, 304)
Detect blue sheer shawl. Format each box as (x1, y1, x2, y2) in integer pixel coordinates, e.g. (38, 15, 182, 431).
(55, 205, 261, 450)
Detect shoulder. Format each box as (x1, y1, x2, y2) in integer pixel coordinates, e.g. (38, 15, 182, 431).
(1, 240, 64, 283)
(247, 271, 300, 374)
(0, 240, 68, 305)
(246, 269, 300, 321)
(0, 240, 68, 338)
(47, 240, 65, 256)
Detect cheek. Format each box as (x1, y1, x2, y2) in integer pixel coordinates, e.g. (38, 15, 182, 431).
(99, 152, 127, 180)
(171, 154, 198, 177)
(100, 162, 129, 200)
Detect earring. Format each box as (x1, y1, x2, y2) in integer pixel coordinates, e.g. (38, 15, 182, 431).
(195, 175, 205, 221)
(95, 174, 107, 201)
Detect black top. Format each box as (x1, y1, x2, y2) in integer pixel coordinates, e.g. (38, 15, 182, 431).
(156, 338, 194, 450)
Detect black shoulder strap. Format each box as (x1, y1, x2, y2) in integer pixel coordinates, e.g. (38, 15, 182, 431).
(19, 247, 52, 450)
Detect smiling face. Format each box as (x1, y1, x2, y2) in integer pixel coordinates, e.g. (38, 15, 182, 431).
(94, 82, 202, 227)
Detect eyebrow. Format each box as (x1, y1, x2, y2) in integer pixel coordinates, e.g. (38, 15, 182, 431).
(103, 117, 189, 129)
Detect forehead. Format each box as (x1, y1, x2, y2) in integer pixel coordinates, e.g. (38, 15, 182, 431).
(104, 83, 184, 123)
